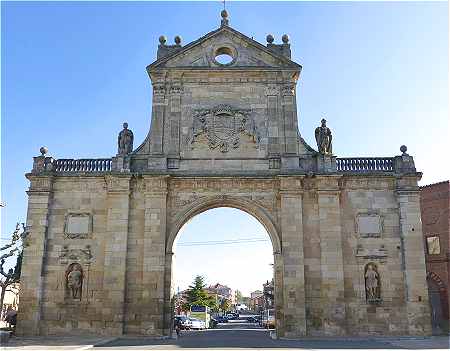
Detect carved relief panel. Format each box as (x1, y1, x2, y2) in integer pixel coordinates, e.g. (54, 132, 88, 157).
(64, 213, 92, 239)
(188, 104, 261, 153)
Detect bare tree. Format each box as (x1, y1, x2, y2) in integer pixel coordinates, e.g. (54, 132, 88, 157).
(0, 223, 27, 311)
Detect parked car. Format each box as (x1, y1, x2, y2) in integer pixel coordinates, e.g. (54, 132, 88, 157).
(226, 312, 239, 320)
(189, 318, 206, 330)
(174, 315, 192, 330)
(216, 316, 229, 323)
(246, 316, 258, 323)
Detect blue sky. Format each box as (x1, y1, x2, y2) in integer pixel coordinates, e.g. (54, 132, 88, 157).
(1, 1, 448, 293)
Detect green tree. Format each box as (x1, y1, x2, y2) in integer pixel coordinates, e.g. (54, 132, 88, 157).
(0, 223, 27, 310)
(184, 275, 216, 310)
(235, 289, 243, 304)
(219, 298, 231, 313)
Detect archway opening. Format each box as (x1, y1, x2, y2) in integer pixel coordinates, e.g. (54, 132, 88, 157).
(170, 207, 277, 337)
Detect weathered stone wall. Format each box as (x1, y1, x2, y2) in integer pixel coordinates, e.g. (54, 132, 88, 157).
(17, 173, 431, 337)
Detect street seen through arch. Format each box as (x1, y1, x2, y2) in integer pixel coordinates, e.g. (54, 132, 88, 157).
(173, 207, 275, 336)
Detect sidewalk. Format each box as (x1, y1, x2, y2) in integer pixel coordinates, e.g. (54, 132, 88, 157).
(2, 335, 117, 350)
(2, 333, 449, 350)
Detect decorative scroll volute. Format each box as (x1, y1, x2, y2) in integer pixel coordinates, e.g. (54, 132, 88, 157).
(59, 245, 93, 265)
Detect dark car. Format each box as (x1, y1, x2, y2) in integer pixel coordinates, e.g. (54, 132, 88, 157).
(216, 316, 229, 323)
(174, 316, 192, 330)
(246, 316, 258, 323)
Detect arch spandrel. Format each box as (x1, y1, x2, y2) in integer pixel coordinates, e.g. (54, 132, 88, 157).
(166, 194, 281, 255)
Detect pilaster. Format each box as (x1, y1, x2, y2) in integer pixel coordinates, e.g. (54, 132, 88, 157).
(281, 82, 298, 155)
(278, 176, 306, 337)
(316, 175, 346, 335)
(149, 76, 167, 156)
(102, 175, 131, 335)
(16, 175, 53, 336)
(396, 175, 432, 335)
(140, 176, 168, 335)
(266, 86, 280, 156)
(168, 80, 182, 157)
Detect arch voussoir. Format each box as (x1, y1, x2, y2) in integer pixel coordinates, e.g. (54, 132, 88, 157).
(166, 194, 281, 255)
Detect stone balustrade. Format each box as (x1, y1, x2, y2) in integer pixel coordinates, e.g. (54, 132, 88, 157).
(53, 158, 112, 173)
(336, 157, 394, 173)
(32, 156, 411, 175)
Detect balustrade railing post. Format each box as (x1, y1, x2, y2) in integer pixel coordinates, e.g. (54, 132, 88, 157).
(336, 157, 394, 174)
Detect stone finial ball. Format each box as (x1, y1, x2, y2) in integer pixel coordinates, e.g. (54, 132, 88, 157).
(174, 35, 182, 45)
(159, 35, 167, 45)
(282, 34, 290, 44)
(400, 145, 408, 154)
(266, 34, 274, 44)
(221, 9, 229, 18)
(39, 146, 48, 156)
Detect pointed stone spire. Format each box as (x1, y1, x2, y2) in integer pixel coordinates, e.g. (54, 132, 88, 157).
(221, 9, 229, 26)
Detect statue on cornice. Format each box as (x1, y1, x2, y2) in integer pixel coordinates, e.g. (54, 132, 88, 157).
(118, 122, 134, 155)
(315, 118, 332, 155)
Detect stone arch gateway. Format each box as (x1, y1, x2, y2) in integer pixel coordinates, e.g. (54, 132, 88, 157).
(17, 12, 432, 337)
(166, 199, 281, 331)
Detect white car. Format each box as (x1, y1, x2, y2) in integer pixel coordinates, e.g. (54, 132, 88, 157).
(189, 318, 206, 330)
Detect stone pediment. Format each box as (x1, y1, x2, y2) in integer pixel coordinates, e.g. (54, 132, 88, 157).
(147, 26, 302, 72)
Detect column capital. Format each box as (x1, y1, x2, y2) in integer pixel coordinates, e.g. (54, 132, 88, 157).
(104, 174, 132, 193)
(278, 175, 304, 193)
(143, 175, 169, 195)
(315, 174, 342, 193)
(26, 174, 54, 193)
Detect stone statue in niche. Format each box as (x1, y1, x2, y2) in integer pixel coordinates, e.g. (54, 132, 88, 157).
(364, 263, 381, 302)
(315, 118, 332, 154)
(66, 263, 83, 300)
(118, 122, 134, 155)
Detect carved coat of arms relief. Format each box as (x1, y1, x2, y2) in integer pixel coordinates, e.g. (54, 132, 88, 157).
(189, 105, 260, 153)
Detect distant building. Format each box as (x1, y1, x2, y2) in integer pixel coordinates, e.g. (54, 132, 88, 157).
(207, 283, 234, 305)
(249, 290, 264, 312)
(420, 181, 450, 332)
(251, 290, 263, 299)
(1, 283, 20, 320)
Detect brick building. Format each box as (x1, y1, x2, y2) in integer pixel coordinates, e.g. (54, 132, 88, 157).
(420, 180, 450, 332)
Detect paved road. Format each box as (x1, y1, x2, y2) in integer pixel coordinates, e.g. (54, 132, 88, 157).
(95, 323, 449, 350)
(4, 322, 450, 350)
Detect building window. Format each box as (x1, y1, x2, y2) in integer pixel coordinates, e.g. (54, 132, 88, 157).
(426, 236, 441, 255)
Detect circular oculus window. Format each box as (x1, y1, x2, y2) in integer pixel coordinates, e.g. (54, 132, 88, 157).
(213, 46, 236, 66)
